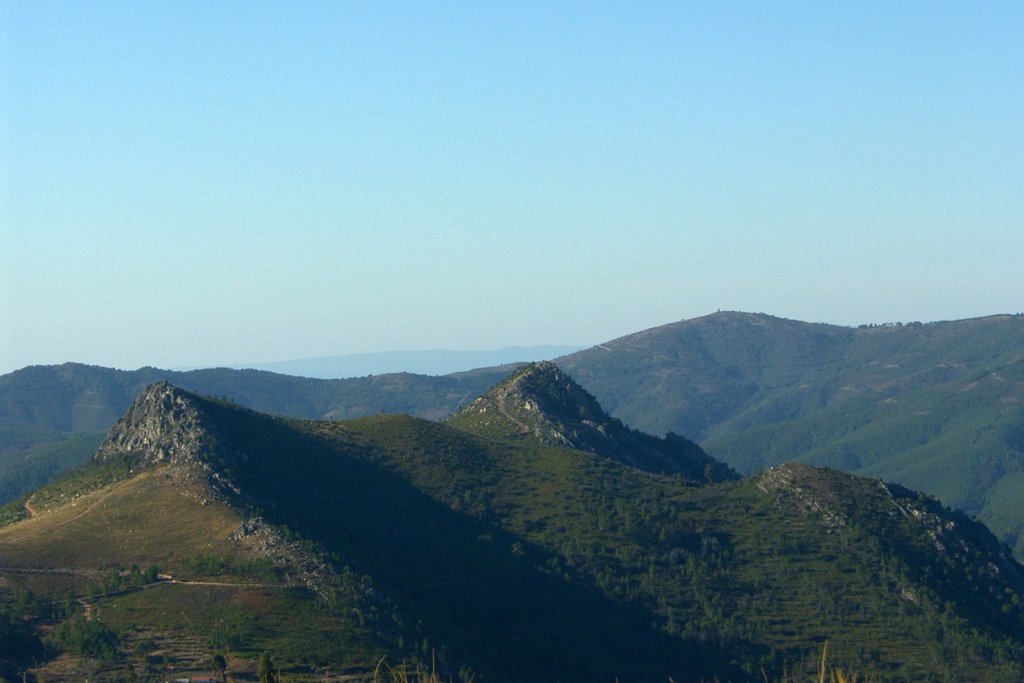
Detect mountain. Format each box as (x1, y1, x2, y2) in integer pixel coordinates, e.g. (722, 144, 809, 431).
(224, 345, 584, 378)
(556, 312, 1024, 554)
(447, 362, 737, 482)
(4, 377, 1024, 681)
(0, 383, 416, 681)
(5, 310, 1024, 561)
(0, 362, 514, 506)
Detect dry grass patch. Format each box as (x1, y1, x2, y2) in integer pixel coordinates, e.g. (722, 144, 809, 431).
(0, 467, 242, 571)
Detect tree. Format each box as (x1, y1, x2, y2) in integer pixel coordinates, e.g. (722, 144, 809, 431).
(258, 651, 276, 683)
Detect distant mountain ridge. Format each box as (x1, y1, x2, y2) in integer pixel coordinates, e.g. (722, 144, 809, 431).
(0, 362, 514, 506)
(0, 362, 515, 433)
(559, 311, 1024, 442)
(220, 345, 584, 378)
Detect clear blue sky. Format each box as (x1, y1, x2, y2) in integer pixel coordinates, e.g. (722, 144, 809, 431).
(2, 2, 1022, 374)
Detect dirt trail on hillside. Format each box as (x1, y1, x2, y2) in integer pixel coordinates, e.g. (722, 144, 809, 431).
(0, 567, 103, 577)
(62, 577, 284, 622)
(495, 393, 532, 434)
(47, 487, 120, 529)
(163, 578, 278, 588)
(23, 495, 38, 518)
(1, 486, 122, 543)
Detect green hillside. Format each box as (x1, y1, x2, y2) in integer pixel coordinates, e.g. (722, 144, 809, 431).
(4, 376, 1024, 681)
(558, 312, 1024, 554)
(0, 431, 105, 504)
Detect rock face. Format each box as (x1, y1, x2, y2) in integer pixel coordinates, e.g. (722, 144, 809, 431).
(96, 381, 214, 467)
(94, 381, 245, 498)
(451, 362, 609, 447)
(448, 362, 738, 482)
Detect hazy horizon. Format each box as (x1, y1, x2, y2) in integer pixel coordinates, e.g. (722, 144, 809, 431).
(204, 344, 586, 379)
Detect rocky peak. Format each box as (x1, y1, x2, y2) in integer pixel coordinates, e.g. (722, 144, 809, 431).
(96, 381, 218, 469)
(450, 362, 737, 482)
(500, 361, 609, 424)
(449, 361, 621, 449)
(81, 383, 335, 595)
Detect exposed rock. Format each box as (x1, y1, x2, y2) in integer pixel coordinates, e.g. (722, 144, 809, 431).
(758, 463, 1024, 588)
(449, 362, 738, 482)
(96, 381, 212, 467)
(756, 463, 848, 533)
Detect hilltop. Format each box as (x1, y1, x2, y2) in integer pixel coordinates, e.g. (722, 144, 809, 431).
(447, 361, 736, 482)
(4, 375, 1024, 681)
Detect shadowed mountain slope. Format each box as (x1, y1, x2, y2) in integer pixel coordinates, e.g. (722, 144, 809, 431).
(0, 383, 710, 682)
(5, 382, 1024, 680)
(0, 384, 403, 681)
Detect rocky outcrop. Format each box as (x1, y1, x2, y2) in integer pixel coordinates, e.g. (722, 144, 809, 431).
(449, 362, 738, 482)
(95, 382, 245, 495)
(96, 381, 212, 466)
(757, 462, 1024, 585)
(756, 463, 852, 533)
(451, 362, 607, 447)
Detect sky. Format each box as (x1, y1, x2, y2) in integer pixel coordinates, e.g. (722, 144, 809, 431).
(2, 2, 1022, 375)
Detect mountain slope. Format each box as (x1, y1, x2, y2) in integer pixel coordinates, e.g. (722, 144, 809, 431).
(5, 381, 1024, 680)
(0, 383, 705, 681)
(556, 312, 1024, 552)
